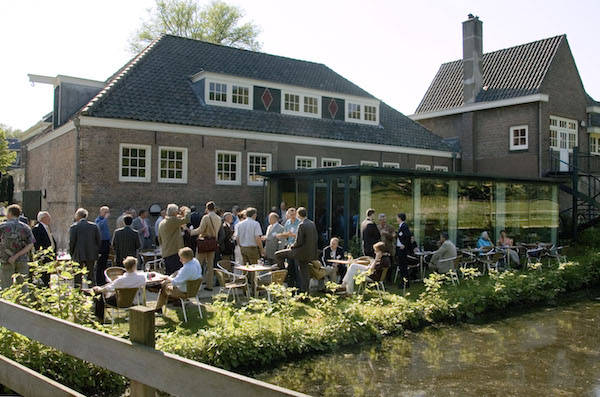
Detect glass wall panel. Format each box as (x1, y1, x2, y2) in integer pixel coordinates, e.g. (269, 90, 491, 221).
(370, 176, 413, 233)
(418, 179, 449, 250)
(457, 180, 493, 248)
(314, 178, 329, 248)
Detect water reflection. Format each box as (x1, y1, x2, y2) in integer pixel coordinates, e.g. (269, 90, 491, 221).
(255, 301, 600, 396)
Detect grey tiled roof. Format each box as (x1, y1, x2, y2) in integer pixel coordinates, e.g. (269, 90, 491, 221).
(415, 35, 564, 114)
(81, 35, 453, 153)
(587, 93, 600, 107)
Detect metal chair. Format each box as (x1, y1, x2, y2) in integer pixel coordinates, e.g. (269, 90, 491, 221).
(434, 256, 458, 285)
(104, 287, 141, 325)
(480, 251, 505, 274)
(178, 278, 204, 322)
(104, 266, 125, 283)
(215, 269, 248, 303)
(257, 269, 288, 303)
(366, 267, 388, 297)
(144, 258, 164, 273)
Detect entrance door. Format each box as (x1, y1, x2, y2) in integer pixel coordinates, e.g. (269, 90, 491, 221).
(559, 131, 569, 172)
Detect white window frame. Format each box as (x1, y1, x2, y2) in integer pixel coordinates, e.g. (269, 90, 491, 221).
(119, 143, 151, 183)
(205, 79, 252, 109)
(364, 105, 377, 122)
(208, 81, 227, 103)
(281, 90, 321, 118)
(590, 134, 600, 155)
(360, 160, 379, 167)
(509, 125, 528, 151)
(303, 96, 319, 115)
(383, 162, 400, 168)
(345, 101, 379, 125)
(215, 150, 242, 185)
(321, 158, 342, 167)
(247, 152, 272, 186)
(550, 115, 578, 151)
(348, 103, 361, 120)
(158, 146, 188, 184)
(415, 164, 431, 171)
(433, 165, 449, 172)
(295, 155, 317, 169)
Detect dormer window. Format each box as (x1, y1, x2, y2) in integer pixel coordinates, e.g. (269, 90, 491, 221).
(348, 103, 361, 119)
(304, 96, 318, 114)
(365, 105, 377, 122)
(232, 85, 249, 105)
(209, 82, 227, 102)
(284, 93, 300, 112)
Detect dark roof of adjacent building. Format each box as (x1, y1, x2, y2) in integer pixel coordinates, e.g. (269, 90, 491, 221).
(587, 93, 600, 107)
(80, 35, 453, 153)
(7, 138, 20, 151)
(415, 35, 564, 114)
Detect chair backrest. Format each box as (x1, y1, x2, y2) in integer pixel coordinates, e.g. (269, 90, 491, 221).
(492, 252, 505, 261)
(217, 260, 235, 273)
(185, 278, 203, 297)
(453, 255, 464, 266)
(271, 269, 287, 285)
(379, 267, 388, 283)
(115, 288, 139, 308)
(215, 269, 228, 286)
(105, 267, 126, 282)
(438, 256, 457, 264)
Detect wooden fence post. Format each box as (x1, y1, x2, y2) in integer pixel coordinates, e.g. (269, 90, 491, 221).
(129, 306, 156, 397)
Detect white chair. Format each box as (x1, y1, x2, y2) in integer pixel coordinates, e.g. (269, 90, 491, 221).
(178, 278, 204, 322)
(435, 256, 458, 285)
(257, 269, 288, 303)
(215, 269, 248, 303)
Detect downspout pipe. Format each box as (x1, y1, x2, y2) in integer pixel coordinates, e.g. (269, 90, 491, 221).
(538, 102, 542, 178)
(73, 117, 81, 209)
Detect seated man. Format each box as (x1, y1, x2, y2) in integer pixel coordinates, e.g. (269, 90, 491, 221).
(321, 237, 346, 280)
(91, 256, 146, 322)
(429, 232, 457, 274)
(155, 247, 202, 312)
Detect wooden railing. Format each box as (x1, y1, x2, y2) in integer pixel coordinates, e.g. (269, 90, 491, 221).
(0, 299, 308, 397)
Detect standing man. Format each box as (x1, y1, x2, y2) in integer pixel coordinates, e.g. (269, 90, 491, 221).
(154, 209, 165, 246)
(112, 215, 141, 267)
(218, 212, 235, 266)
(0, 204, 34, 289)
(133, 209, 152, 250)
(32, 211, 57, 286)
(158, 204, 191, 275)
(69, 208, 101, 286)
(290, 207, 318, 294)
(235, 207, 265, 266)
(275, 207, 300, 287)
(191, 201, 221, 291)
(360, 208, 381, 258)
(395, 213, 412, 287)
(95, 206, 111, 286)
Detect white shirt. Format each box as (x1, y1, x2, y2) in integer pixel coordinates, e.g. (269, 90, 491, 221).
(102, 271, 147, 297)
(396, 221, 405, 248)
(154, 216, 163, 237)
(41, 222, 55, 251)
(236, 218, 262, 247)
(172, 258, 202, 292)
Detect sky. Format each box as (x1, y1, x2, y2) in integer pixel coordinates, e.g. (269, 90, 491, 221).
(1, 0, 599, 131)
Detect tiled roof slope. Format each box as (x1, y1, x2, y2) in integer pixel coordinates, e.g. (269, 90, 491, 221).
(82, 35, 453, 152)
(415, 35, 564, 114)
(587, 93, 600, 107)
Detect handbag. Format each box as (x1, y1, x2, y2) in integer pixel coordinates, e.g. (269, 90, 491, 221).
(197, 216, 219, 253)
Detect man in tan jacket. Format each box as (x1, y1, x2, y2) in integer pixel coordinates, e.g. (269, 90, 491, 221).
(191, 201, 221, 290)
(158, 204, 191, 275)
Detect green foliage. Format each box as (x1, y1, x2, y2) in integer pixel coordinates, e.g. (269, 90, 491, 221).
(129, 0, 261, 53)
(0, 126, 17, 174)
(348, 235, 362, 258)
(0, 249, 127, 396)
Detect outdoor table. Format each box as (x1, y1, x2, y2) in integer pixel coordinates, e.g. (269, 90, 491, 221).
(140, 249, 162, 272)
(57, 253, 72, 262)
(327, 258, 370, 266)
(414, 251, 433, 280)
(234, 264, 273, 298)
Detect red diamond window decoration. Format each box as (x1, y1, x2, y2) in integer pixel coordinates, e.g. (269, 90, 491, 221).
(328, 98, 338, 118)
(261, 88, 273, 110)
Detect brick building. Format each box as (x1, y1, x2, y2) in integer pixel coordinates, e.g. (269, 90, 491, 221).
(23, 35, 455, 246)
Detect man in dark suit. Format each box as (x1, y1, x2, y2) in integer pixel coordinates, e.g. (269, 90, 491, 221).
(360, 208, 381, 257)
(290, 207, 318, 293)
(69, 208, 101, 286)
(112, 215, 141, 267)
(32, 211, 57, 286)
(395, 213, 413, 287)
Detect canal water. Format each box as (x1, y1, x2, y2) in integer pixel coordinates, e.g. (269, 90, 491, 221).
(255, 300, 600, 396)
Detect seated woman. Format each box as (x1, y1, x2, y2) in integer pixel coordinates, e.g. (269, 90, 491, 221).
(477, 231, 494, 250)
(339, 242, 391, 294)
(497, 230, 520, 266)
(321, 237, 346, 279)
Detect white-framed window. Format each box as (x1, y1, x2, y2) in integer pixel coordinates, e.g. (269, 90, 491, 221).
(433, 165, 449, 172)
(509, 125, 528, 150)
(215, 150, 241, 185)
(348, 103, 361, 120)
(119, 144, 151, 183)
(590, 134, 600, 155)
(247, 152, 272, 186)
(232, 85, 249, 105)
(360, 160, 379, 167)
(364, 105, 377, 122)
(550, 115, 577, 150)
(415, 164, 431, 171)
(304, 96, 318, 114)
(321, 158, 342, 167)
(295, 156, 317, 169)
(383, 162, 400, 168)
(284, 93, 300, 112)
(158, 146, 188, 184)
(209, 82, 227, 102)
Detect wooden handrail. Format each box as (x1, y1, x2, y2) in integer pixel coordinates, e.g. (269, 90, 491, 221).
(0, 299, 307, 397)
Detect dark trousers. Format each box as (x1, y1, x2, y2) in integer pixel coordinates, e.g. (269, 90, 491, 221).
(297, 260, 310, 293)
(275, 248, 299, 288)
(164, 253, 183, 275)
(94, 294, 116, 322)
(396, 247, 409, 286)
(96, 240, 111, 286)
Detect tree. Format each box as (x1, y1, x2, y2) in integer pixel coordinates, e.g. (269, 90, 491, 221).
(0, 126, 17, 175)
(0, 124, 22, 139)
(129, 0, 261, 53)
